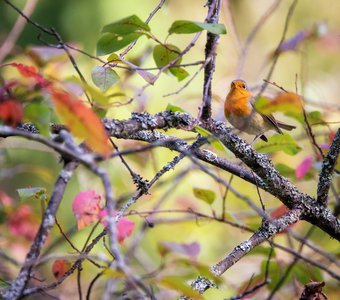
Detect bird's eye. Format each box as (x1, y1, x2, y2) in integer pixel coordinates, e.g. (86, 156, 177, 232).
(242, 84, 246, 89)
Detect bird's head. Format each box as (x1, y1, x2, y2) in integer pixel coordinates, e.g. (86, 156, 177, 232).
(229, 79, 251, 97)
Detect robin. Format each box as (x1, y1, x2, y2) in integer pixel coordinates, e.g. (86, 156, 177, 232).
(224, 79, 296, 142)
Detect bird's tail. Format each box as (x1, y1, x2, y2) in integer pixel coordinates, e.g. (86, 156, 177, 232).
(277, 121, 296, 131)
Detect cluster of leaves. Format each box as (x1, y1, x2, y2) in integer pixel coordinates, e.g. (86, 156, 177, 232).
(0, 62, 110, 156)
(94, 15, 226, 87)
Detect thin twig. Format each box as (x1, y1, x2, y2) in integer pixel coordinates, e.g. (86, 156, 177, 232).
(257, 0, 299, 97)
(0, 0, 38, 63)
(236, 0, 282, 78)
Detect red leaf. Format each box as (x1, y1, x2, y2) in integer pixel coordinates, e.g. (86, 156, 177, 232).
(329, 130, 336, 143)
(8, 204, 39, 241)
(99, 209, 135, 243)
(72, 190, 102, 229)
(50, 88, 111, 156)
(270, 205, 295, 233)
(270, 205, 289, 219)
(10, 63, 50, 87)
(295, 155, 313, 179)
(0, 99, 24, 127)
(52, 259, 71, 280)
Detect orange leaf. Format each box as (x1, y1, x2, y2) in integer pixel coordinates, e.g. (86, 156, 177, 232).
(50, 88, 111, 156)
(271, 92, 304, 113)
(256, 92, 303, 116)
(52, 259, 71, 280)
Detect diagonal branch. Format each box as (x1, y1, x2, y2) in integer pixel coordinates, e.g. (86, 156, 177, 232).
(317, 128, 340, 206)
(2, 161, 79, 300)
(210, 208, 302, 276)
(205, 120, 340, 241)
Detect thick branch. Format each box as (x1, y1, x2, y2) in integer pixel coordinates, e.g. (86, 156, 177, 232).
(7, 111, 340, 240)
(104, 111, 340, 240)
(317, 128, 340, 206)
(205, 120, 340, 240)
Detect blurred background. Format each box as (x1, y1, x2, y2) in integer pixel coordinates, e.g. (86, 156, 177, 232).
(0, 0, 339, 299)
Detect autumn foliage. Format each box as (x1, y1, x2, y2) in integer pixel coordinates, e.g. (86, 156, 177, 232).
(0, 1, 339, 300)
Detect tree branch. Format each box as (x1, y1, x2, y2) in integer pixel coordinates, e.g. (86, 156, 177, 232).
(199, 0, 222, 120)
(2, 161, 79, 300)
(317, 128, 340, 206)
(210, 208, 302, 276)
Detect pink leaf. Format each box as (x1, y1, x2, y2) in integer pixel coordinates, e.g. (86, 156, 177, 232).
(295, 156, 313, 179)
(161, 241, 200, 260)
(8, 204, 39, 241)
(99, 209, 135, 243)
(72, 190, 102, 229)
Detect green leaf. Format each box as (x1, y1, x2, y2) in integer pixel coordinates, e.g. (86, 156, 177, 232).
(169, 67, 189, 81)
(193, 187, 216, 205)
(166, 103, 187, 113)
(153, 44, 190, 81)
(275, 163, 296, 177)
(306, 110, 324, 125)
(24, 102, 51, 136)
(254, 133, 301, 155)
(195, 126, 226, 152)
(96, 32, 142, 56)
(153, 44, 181, 67)
(169, 20, 227, 35)
(91, 66, 120, 92)
(17, 187, 47, 201)
(102, 15, 150, 34)
(293, 262, 323, 283)
(262, 260, 291, 290)
(276, 163, 315, 180)
(160, 276, 202, 298)
(107, 53, 121, 63)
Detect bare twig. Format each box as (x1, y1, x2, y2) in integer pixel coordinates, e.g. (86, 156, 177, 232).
(119, 0, 167, 57)
(236, 0, 282, 78)
(0, 0, 38, 63)
(257, 0, 299, 97)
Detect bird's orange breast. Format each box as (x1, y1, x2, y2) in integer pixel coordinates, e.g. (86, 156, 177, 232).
(224, 94, 252, 117)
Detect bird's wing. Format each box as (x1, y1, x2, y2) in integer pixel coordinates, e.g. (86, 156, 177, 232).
(249, 96, 283, 134)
